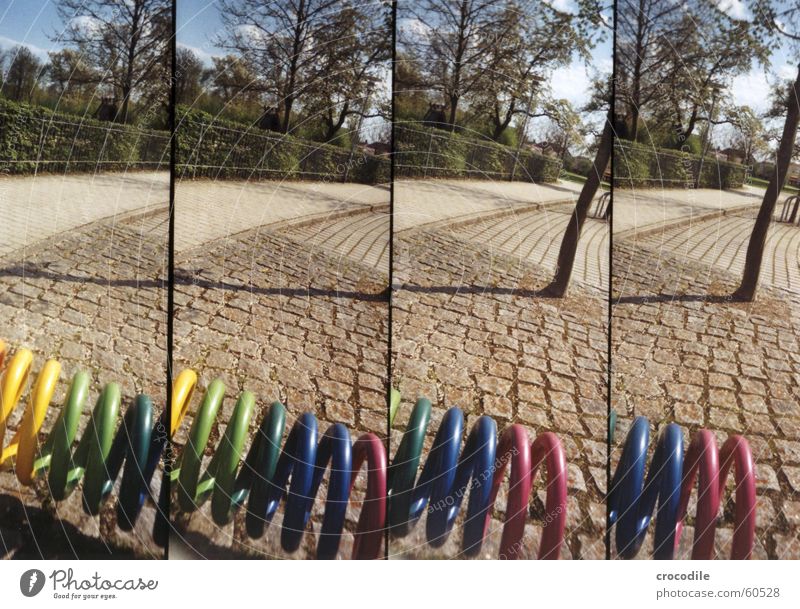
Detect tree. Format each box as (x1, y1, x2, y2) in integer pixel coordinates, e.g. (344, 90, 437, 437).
(734, 1, 800, 301)
(204, 55, 257, 104)
(1, 46, 44, 102)
(617, 1, 765, 144)
(541, 100, 587, 165)
(615, 0, 686, 141)
(300, 2, 390, 142)
(658, 8, 766, 145)
(54, 0, 171, 123)
(394, 51, 432, 120)
(545, 1, 612, 297)
(218, 0, 347, 133)
(546, 107, 611, 297)
(176, 47, 206, 106)
(726, 105, 768, 164)
(46, 48, 100, 103)
(476, 2, 588, 141)
(399, 0, 509, 130)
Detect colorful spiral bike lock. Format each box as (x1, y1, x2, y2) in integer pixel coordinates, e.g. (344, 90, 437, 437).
(170, 369, 386, 559)
(389, 390, 568, 559)
(608, 415, 756, 559)
(1, 339, 568, 560)
(0, 340, 170, 543)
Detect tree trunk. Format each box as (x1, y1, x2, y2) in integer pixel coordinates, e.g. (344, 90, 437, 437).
(545, 110, 612, 297)
(282, 97, 294, 133)
(734, 63, 800, 301)
(120, 85, 131, 124)
(628, 103, 639, 142)
(448, 96, 458, 131)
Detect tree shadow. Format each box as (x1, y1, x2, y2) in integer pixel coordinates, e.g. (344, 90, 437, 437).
(394, 283, 563, 298)
(0, 265, 389, 301)
(613, 293, 745, 305)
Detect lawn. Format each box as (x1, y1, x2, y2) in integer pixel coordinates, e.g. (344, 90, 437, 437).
(748, 177, 799, 195)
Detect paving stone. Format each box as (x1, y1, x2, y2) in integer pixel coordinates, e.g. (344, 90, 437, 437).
(0, 206, 168, 558)
(392, 227, 607, 559)
(611, 233, 800, 559)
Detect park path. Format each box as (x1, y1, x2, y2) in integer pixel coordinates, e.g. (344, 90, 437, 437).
(615, 187, 800, 296)
(395, 179, 606, 291)
(0, 208, 168, 558)
(613, 187, 765, 235)
(447, 203, 608, 291)
(612, 186, 800, 559)
(0, 173, 389, 263)
(174, 180, 388, 253)
(0, 172, 168, 258)
(394, 179, 583, 232)
(172, 208, 388, 559)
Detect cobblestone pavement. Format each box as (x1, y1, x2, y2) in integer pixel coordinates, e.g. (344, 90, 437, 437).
(394, 179, 583, 232)
(171, 203, 389, 559)
(611, 228, 800, 559)
(273, 206, 390, 273)
(0, 207, 169, 558)
(444, 202, 608, 291)
(0, 172, 169, 257)
(391, 223, 608, 559)
(632, 209, 800, 294)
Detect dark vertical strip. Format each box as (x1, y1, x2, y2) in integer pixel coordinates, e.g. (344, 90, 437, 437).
(164, 0, 177, 561)
(607, 0, 618, 562)
(386, 0, 397, 562)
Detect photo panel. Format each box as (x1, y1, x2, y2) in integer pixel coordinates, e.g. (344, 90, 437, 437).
(0, 0, 171, 558)
(389, 0, 612, 559)
(611, 0, 800, 560)
(169, 0, 391, 559)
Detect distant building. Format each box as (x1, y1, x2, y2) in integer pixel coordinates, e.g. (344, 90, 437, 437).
(790, 163, 800, 187)
(359, 142, 391, 157)
(752, 160, 800, 186)
(717, 147, 745, 164)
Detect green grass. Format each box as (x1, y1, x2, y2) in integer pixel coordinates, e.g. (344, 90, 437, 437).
(561, 171, 587, 184)
(748, 177, 799, 195)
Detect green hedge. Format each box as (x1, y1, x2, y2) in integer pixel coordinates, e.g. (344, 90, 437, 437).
(614, 140, 747, 189)
(395, 121, 561, 182)
(0, 98, 169, 174)
(176, 106, 389, 184)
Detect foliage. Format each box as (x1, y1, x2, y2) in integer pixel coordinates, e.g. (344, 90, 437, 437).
(613, 139, 747, 189)
(54, 0, 171, 124)
(175, 105, 388, 184)
(0, 98, 169, 174)
(395, 121, 560, 182)
(215, 0, 390, 138)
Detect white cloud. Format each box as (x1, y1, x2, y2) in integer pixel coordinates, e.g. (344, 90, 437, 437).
(177, 42, 216, 66)
(235, 24, 267, 45)
(69, 15, 102, 35)
(0, 35, 50, 60)
(776, 63, 797, 81)
(398, 18, 430, 43)
(543, 0, 578, 14)
(730, 68, 771, 112)
(716, 0, 749, 20)
(549, 60, 592, 107)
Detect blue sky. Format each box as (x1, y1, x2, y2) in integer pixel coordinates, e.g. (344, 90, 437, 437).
(0, 0, 793, 127)
(176, 0, 226, 63)
(0, 0, 228, 61)
(0, 1, 61, 59)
